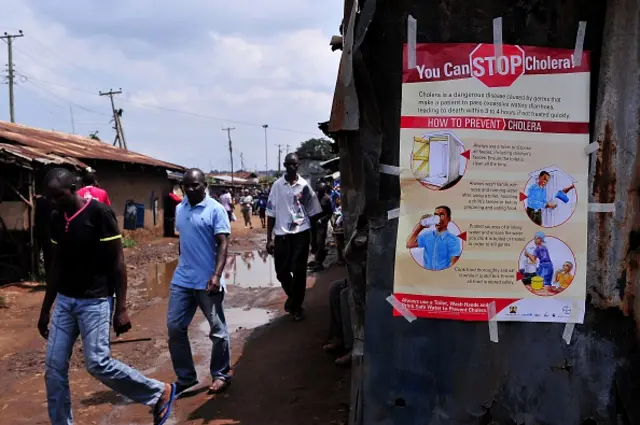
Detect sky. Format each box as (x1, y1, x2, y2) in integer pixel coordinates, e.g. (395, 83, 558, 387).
(0, 0, 342, 171)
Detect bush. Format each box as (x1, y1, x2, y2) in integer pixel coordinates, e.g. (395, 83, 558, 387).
(123, 237, 137, 248)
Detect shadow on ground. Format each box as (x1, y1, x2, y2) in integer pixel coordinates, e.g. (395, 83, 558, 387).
(187, 267, 351, 425)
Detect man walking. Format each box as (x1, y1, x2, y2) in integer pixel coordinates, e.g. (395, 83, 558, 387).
(168, 168, 232, 396)
(39, 168, 175, 425)
(77, 168, 111, 206)
(219, 189, 234, 222)
(266, 153, 321, 321)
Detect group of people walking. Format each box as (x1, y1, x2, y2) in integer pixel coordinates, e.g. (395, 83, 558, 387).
(38, 154, 345, 424)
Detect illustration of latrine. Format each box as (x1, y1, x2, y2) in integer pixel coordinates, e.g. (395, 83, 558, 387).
(412, 131, 465, 188)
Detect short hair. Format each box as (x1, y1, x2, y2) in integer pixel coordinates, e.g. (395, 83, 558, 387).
(435, 205, 451, 218)
(82, 170, 97, 186)
(44, 167, 76, 189)
(539, 171, 550, 178)
(183, 168, 206, 183)
(284, 153, 299, 163)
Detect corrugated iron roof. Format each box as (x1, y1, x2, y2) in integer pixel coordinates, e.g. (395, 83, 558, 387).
(0, 121, 184, 171)
(0, 143, 88, 168)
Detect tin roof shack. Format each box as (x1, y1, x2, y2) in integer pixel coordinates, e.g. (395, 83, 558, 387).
(325, 0, 640, 424)
(0, 122, 184, 281)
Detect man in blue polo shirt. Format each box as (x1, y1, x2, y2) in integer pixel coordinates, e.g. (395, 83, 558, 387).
(167, 168, 231, 396)
(406, 205, 462, 271)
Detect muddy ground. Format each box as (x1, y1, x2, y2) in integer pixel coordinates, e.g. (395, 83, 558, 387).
(0, 219, 350, 425)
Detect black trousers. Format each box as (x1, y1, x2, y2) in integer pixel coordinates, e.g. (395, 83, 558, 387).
(315, 221, 329, 264)
(274, 230, 311, 312)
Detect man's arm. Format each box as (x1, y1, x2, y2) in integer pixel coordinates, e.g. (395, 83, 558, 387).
(98, 206, 131, 335)
(406, 225, 425, 249)
(207, 206, 231, 293)
(265, 186, 277, 249)
(38, 238, 60, 339)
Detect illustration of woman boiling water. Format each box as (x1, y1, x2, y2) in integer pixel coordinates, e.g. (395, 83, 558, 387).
(523, 232, 555, 289)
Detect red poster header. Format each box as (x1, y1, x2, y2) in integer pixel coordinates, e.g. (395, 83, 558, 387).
(403, 43, 590, 87)
(401, 116, 589, 134)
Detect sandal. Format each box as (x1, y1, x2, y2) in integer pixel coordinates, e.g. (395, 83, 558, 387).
(208, 378, 230, 394)
(153, 384, 176, 425)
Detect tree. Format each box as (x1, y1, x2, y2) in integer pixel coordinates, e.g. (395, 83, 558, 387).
(296, 138, 336, 161)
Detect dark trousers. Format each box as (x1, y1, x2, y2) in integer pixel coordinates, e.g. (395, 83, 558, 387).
(334, 231, 345, 263)
(526, 208, 542, 226)
(315, 221, 329, 264)
(329, 279, 353, 349)
(274, 230, 311, 313)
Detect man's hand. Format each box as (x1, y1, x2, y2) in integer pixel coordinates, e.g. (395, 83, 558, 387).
(38, 310, 50, 340)
(266, 240, 275, 255)
(206, 275, 222, 295)
(113, 305, 132, 337)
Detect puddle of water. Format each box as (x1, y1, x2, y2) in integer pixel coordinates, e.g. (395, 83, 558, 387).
(199, 307, 277, 334)
(145, 251, 276, 299)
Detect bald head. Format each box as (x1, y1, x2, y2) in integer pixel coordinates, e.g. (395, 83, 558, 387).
(182, 168, 207, 206)
(43, 167, 79, 212)
(283, 153, 300, 180)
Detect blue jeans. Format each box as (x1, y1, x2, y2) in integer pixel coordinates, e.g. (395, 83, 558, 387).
(538, 262, 554, 286)
(45, 294, 164, 425)
(167, 284, 231, 385)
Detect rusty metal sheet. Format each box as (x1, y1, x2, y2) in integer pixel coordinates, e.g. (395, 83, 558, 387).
(0, 143, 88, 168)
(0, 121, 184, 171)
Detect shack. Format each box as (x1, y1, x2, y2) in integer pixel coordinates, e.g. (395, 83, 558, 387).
(327, 0, 640, 424)
(0, 121, 184, 282)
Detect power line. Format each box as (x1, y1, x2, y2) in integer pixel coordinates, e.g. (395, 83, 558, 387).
(12, 69, 322, 137)
(22, 79, 110, 117)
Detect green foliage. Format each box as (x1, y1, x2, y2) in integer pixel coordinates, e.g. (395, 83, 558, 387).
(259, 176, 277, 186)
(123, 237, 137, 248)
(296, 138, 336, 161)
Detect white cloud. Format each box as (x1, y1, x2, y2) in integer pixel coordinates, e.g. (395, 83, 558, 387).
(0, 0, 343, 171)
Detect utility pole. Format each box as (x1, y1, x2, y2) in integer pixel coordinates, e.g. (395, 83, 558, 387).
(286, 144, 291, 154)
(222, 127, 235, 183)
(240, 152, 246, 171)
(262, 124, 269, 174)
(69, 106, 75, 133)
(1, 30, 24, 123)
(275, 144, 284, 175)
(99, 89, 127, 149)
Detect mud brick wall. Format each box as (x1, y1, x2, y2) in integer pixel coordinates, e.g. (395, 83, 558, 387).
(94, 162, 171, 238)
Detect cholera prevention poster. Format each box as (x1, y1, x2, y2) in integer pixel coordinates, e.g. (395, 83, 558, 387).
(393, 43, 590, 323)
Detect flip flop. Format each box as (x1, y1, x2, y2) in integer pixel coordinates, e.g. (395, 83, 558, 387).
(208, 378, 230, 394)
(154, 384, 176, 425)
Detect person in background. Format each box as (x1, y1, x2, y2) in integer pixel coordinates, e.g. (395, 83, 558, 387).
(323, 279, 353, 367)
(219, 189, 234, 222)
(331, 195, 346, 266)
(266, 153, 322, 321)
(257, 191, 267, 228)
(39, 168, 175, 425)
(167, 168, 232, 396)
(240, 189, 253, 229)
(308, 182, 333, 272)
(77, 169, 111, 206)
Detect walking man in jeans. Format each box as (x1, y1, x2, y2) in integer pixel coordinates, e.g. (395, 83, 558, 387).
(266, 153, 321, 321)
(168, 168, 232, 395)
(39, 168, 175, 425)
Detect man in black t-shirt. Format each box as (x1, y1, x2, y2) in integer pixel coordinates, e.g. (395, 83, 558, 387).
(38, 168, 176, 425)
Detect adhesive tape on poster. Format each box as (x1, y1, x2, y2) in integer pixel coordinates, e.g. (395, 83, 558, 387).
(380, 163, 401, 176)
(386, 295, 417, 323)
(585, 141, 599, 155)
(572, 21, 587, 66)
(562, 322, 575, 345)
(488, 301, 499, 343)
(492, 17, 503, 73)
(588, 203, 615, 213)
(407, 15, 417, 69)
(387, 208, 401, 220)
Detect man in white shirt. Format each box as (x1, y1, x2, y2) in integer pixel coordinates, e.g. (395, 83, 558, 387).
(240, 189, 253, 229)
(266, 153, 322, 321)
(219, 189, 233, 222)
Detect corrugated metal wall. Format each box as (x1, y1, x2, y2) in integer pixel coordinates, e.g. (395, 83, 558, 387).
(332, 0, 640, 423)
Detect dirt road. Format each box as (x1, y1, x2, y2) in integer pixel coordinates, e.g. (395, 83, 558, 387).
(0, 220, 349, 424)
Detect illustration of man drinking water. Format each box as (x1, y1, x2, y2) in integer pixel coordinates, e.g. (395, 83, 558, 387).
(406, 205, 462, 271)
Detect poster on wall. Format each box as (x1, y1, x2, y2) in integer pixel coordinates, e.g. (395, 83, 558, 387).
(393, 43, 590, 323)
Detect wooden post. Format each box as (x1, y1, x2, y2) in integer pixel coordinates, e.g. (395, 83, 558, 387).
(28, 172, 36, 278)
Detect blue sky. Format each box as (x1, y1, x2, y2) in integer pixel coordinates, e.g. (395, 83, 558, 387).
(0, 0, 342, 171)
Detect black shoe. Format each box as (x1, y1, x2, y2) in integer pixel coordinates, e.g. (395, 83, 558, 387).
(293, 309, 306, 321)
(175, 380, 199, 397)
(284, 299, 292, 313)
